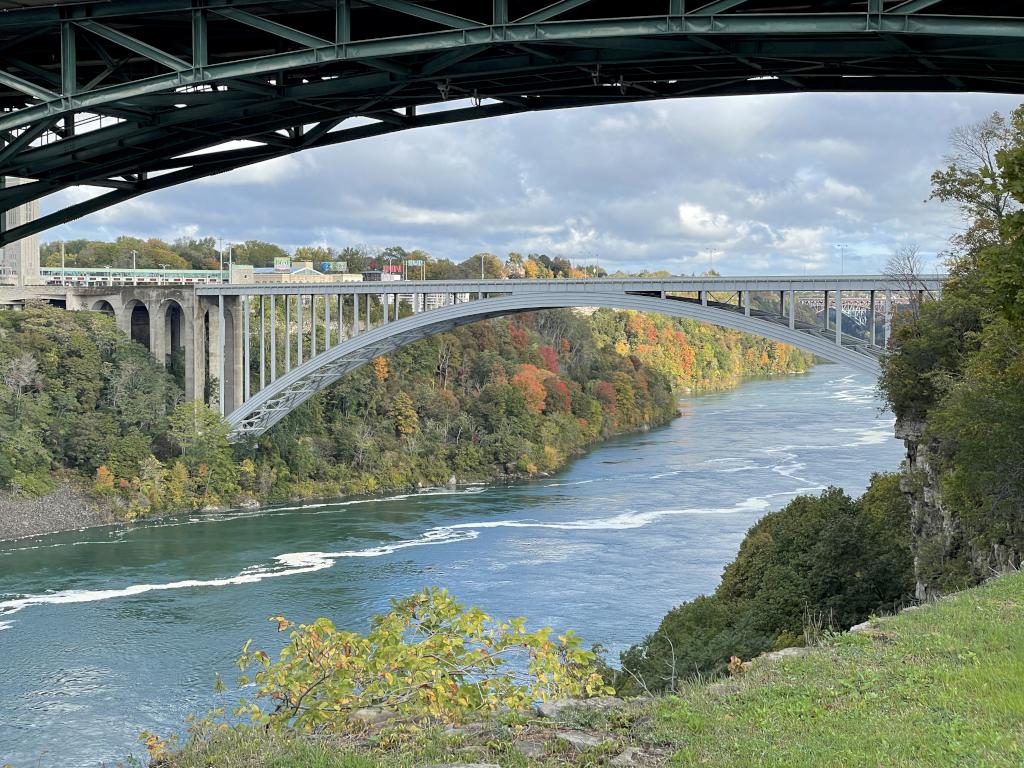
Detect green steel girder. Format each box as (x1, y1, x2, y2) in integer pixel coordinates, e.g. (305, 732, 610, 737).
(0, 0, 1023, 245)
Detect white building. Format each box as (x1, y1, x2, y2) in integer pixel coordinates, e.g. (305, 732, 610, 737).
(0, 178, 40, 287)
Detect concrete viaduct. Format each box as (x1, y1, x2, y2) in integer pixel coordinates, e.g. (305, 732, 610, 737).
(0, 274, 943, 441)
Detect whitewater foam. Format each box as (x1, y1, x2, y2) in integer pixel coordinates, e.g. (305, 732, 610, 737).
(0, 528, 476, 623)
(833, 424, 895, 446)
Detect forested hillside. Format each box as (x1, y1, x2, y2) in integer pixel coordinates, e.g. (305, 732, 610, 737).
(0, 304, 811, 519)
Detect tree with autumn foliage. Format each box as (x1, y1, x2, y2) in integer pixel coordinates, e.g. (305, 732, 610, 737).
(510, 364, 549, 415)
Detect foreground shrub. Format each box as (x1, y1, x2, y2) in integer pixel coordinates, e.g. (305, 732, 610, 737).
(229, 587, 611, 734)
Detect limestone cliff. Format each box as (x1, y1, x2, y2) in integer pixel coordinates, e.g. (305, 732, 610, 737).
(896, 418, 1021, 600)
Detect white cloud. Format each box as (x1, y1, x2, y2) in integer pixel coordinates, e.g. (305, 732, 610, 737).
(677, 203, 734, 239)
(41, 91, 1023, 275)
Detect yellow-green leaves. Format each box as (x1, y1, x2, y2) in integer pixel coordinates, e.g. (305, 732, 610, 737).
(226, 587, 613, 736)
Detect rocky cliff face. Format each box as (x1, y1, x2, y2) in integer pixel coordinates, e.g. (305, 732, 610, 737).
(896, 418, 1021, 600)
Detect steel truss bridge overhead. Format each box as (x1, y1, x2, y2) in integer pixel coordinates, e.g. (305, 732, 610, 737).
(195, 274, 944, 440)
(0, 1, 1023, 246)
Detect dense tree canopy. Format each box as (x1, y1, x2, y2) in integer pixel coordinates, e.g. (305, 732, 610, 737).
(618, 476, 914, 692)
(880, 104, 1024, 593)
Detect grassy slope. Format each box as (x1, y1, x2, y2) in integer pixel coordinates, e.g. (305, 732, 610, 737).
(166, 572, 1024, 768)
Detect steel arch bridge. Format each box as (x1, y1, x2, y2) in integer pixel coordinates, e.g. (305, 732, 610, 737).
(0, 0, 1023, 246)
(193, 275, 943, 440)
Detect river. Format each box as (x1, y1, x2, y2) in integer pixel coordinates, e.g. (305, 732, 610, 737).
(0, 366, 904, 767)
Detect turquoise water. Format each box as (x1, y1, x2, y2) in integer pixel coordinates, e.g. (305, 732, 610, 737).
(0, 366, 904, 766)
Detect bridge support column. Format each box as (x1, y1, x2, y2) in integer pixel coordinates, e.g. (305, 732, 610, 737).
(219, 296, 243, 415)
(216, 296, 225, 413)
(789, 289, 795, 329)
(150, 307, 165, 367)
(177, 297, 198, 403)
(742, 290, 750, 316)
(297, 294, 304, 366)
(883, 289, 892, 348)
(869, 290, 876, 345)
(243, 295, 251, 403)
(308, 294, 314, 356)
(190, 299, 210, 405)
(284, 295, 291, 372)
(823, 290, 829, 330)
(352, 293, 358, 336)
(700, 290, 707, 307)
(259, 296, 265, 392)
(835, 290, 843, 346)
(270, 295, 277, 383)
(325, 293, 331, 350)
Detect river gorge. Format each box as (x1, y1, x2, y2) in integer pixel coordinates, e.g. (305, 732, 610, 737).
(0, 365, 903, 767)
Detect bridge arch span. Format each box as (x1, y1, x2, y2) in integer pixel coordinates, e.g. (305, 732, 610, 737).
(90, 300, 115, 317)
(226, 292, 878, 440)
(116, 298, 153, 350)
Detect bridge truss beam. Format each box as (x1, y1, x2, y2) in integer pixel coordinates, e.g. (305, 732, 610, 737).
(1, 1, 1024, 245)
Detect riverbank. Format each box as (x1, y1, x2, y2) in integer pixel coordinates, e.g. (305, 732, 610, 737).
(163, 571, 1024, 768)
(0, 371, 813, 544)
(0, 480, 113, 541)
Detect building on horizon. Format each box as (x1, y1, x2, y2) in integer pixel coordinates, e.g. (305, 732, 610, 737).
(0, 177, 40, 287)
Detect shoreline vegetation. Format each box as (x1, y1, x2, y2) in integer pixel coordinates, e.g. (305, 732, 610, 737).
(0, 303, 812, 542)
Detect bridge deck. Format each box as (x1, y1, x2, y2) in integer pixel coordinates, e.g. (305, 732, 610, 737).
(196, 275, 946, 296)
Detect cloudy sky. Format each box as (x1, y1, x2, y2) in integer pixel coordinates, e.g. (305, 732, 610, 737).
(44, 91, 1022, 276)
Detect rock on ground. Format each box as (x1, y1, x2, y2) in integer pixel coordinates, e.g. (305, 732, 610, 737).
(513, 740, 547, 759)
(555, 731, 615, 750)
(536, 696, 626, 719)
(610, 747, 646, 766)
(756, 646, 811, 664)
(0, 481, 113, 541)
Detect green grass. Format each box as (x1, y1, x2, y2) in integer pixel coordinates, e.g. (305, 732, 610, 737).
(165, 572, 1024, 768)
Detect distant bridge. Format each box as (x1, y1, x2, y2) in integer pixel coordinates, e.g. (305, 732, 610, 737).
(0, 1, 1023, 245)
(0, 275, 943, 439)
(200, 275, 941, 439)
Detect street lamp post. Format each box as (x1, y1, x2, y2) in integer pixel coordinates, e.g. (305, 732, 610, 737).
(834, 243, 848, 275)
(705, 247, 720, 274)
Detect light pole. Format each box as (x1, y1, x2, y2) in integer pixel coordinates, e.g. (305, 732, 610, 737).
(705, 247, 720, 274)
(834, 243, 848, 275)
(480, 252, 485, 280)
